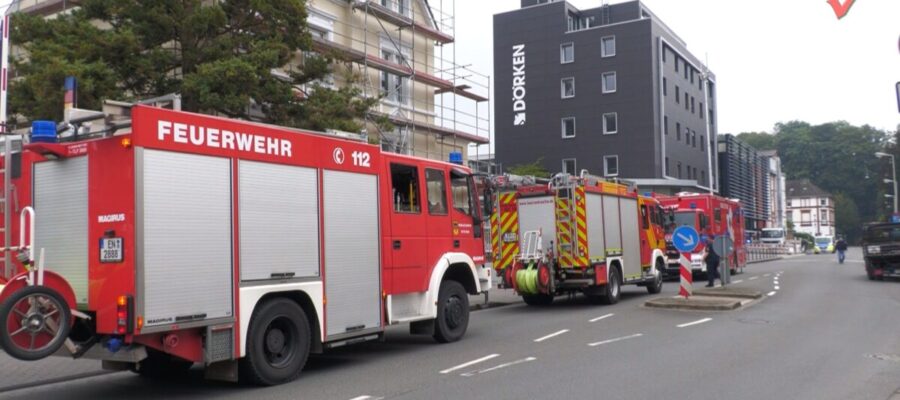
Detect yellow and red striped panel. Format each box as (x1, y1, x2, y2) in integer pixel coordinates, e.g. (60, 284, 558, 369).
(555, 196, 573, 268)
(494, 192, 519, 272)
(574, 186, 589, 267)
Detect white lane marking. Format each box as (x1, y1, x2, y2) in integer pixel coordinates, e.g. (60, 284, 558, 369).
(460, 357, 536, 377)
(588, 333, 644, 347)
(590, 313, 615, 322)
(348, 396, 383, 400)
(677, 318, 713, 328)
(763, 273, 771, 277)
(440, 354, 500, 374)
(749, 276, 759, 280)
(768, 291, 777, 296)
(534, 329, 569, 343)
(774, 286, 780, 290)
(733, 279, 743, 284)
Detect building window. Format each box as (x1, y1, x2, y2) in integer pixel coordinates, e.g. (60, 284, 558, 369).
(663, 78, 667, 96)
(677, 162, 682, 179)
(691, 97, 695, 114)
(684, 93, 689, 110)
(560, 42, 574, 64)
(561, 117, 576, 138)
(820, 210, 828, 224)
(675, 86, 680, 103)
(562, 158, 577, 175)
(675, 57, 679, 73)
(676, 123, 681, 140)
(381, 48, 409, 105)
(382, 0, 411, 17)
(662, 48, 667, 63)
(664, 116, 668, 135)
(561, 77, 575, 98)
(820, 199, 827, 206)
(690, 69, 695, 84)
(700, 102, 704, 119)
(700, 135, 705, 151)
(602, 72, 617, 93)
(665, 157, 670, 175)
(601, 36, 616, 57)
(685, 127, 690, 143)
(691, 131, 696, 147)
(700, 170, 706, 185)
(604, 155, 619, 177)
(603, 113, 618, 134)
(684, 64, 689, 79)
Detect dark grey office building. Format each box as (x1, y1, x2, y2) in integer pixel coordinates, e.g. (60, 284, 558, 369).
(718, 134, 769, 231)
(493, 0, 719, 193)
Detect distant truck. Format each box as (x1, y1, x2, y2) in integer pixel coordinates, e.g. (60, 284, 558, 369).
(861, 222, 900, 280)
(760, 227, 786, 245)
(655, 192, 746, 276)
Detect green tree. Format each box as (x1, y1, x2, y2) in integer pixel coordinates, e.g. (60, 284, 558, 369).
(833, 192, 861, 243)
(9, 0, 378, 132)
(736, 131, 777, 151)
(507, 158, 550, 178)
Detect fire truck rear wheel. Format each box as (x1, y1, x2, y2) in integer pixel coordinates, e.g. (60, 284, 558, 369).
(646, 260, 664, 294)
(240, 298, 311, 386)
(433, 280, 469, 343)
(0, 286, 72, 361)
(600, 266, 621, 305)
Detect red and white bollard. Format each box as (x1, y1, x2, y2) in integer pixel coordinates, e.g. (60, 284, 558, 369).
(679, 255, 692, 298)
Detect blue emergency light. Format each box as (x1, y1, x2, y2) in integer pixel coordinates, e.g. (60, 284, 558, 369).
(31, 120, 58, 143)
(448, 151, 463, 165)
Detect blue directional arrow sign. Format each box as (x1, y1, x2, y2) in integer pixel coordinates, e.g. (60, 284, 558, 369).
(672, 226, 700, 253)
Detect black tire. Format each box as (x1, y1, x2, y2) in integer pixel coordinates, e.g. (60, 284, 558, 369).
(240, 298, 311, 386)
(133, 348, 193, 378)
(0, 286, 72, 361)
(646, 260, 664, 294)
(601, 266, 621, 305)
(522, 293, 554, 306)
(433, 281, 469, 343)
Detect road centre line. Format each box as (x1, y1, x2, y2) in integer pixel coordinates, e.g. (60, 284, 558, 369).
(588, 333, 644, 346)
(768, 291, 777, 296)
(348, 396, 383, 400)
(590, 313, 614, 322)
(460, 357, 536, 377)
(440, 354, 500, 374)
(775, 286, 780, 290)
(534, 329, 569, 342)
(749, 276, 759, 280)
(677, 318, 713, 328)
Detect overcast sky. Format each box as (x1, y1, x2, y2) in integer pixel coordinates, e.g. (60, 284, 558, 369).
(452, 0, 900, 138)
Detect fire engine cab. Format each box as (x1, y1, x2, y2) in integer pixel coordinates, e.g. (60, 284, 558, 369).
(489, 172, 667, 305)
(0, 105, 491, 385)
(655, 192, 746, 277)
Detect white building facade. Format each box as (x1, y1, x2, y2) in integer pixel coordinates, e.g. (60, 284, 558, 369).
(786, 179, 835, 238)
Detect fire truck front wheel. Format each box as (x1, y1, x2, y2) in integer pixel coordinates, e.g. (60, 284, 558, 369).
(0, 286, 72, 361)
(433, 281, 469, 343)
(240, 298, 311, 386)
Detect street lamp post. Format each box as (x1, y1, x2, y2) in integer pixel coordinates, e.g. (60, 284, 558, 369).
(875, 152, 898, 215)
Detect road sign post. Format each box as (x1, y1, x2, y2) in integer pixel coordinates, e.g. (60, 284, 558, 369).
(673, 226, 700, 299)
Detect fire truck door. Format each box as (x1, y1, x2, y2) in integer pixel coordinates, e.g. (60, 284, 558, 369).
(639, 204, 652, 267)
(448, 170, 483, 259)
(388, 163, 428, 293)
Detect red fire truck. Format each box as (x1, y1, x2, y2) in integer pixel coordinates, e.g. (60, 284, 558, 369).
(655, 192, 746, 277)
(490, 173, 667, 305)
(0, 105, 492, 385)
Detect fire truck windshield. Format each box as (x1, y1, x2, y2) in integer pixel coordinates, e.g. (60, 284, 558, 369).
(672, 211, 697, 229)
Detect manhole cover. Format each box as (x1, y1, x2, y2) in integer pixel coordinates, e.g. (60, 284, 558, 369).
(737, 318, 772, 325)
(865, 353, 900, 363)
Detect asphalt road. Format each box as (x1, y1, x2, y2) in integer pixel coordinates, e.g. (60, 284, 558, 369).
(2, 248, 899, 400)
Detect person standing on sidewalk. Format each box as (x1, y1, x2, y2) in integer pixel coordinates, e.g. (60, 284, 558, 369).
(835, 237, 848, 264)
(704, 237, 721, 287)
